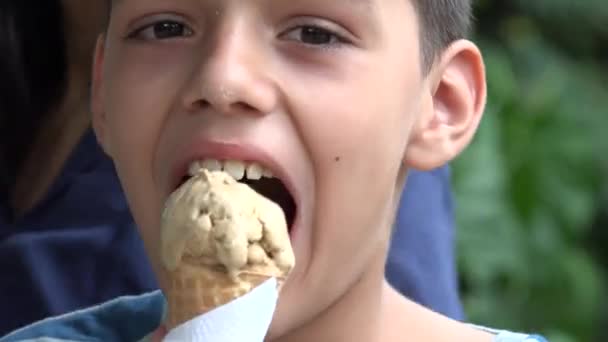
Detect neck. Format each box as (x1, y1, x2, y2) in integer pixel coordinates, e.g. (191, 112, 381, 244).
(270, 256, 493, 342)
(272, 249, 390, 342)
(271, 178, 408, 342)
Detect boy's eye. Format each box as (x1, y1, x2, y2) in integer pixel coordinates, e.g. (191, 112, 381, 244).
(130, 20, 194, 40)
(281, 26, 342, 46)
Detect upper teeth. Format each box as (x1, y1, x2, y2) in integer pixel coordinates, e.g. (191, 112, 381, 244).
(188, 159, 274, 181)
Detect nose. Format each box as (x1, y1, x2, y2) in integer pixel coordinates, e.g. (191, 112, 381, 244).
(181, 20, 277, 117)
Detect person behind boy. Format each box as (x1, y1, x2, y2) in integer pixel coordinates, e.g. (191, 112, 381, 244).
(1, 0, 548, 341)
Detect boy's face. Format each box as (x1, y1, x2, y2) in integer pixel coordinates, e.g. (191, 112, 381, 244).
(93, 0, 484, 337)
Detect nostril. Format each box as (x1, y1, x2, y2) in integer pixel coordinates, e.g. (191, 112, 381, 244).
(234, 102, 256, 112)
(194, 99, 257, 115)
(192, 99, 211, 110)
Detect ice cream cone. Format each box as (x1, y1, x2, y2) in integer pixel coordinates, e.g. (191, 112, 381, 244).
(160, 169, 295, 331)
(163, 261, 286, 330)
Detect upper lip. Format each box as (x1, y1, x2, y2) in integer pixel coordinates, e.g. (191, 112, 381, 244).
(168, 139, 298, 204)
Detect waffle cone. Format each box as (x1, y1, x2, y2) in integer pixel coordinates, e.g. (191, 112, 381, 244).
(163, 262, 285, 330)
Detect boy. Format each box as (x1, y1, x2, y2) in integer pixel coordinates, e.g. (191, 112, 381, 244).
(1, 0, 548, 341)
(0, 0, 461, 335)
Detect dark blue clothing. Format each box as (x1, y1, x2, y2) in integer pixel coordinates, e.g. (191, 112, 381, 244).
(386, 166, 463, 319)
(0, 129, 462, 335)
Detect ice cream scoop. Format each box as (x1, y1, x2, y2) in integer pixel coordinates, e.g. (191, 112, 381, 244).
(160, 169, 295, 330)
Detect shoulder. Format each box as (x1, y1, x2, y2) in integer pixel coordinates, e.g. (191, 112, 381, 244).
(0, 291, 164, 342)
(493, 332, 548, 342)
(484, 329, 548, 342)
(471, 325, 548, 342)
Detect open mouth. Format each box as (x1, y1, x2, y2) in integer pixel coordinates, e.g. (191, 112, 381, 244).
(176, 160, 297, 233)
(241, 177, 297, 230)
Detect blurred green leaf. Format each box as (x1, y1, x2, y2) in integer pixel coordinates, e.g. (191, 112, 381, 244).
(455, 1, 608, 341)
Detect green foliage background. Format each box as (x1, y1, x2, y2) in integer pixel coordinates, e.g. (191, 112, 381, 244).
(454, 2, 608, 342)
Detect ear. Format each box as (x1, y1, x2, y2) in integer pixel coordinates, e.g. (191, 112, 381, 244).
(405, 39, 486, 170)
(91, 35, 112, 157)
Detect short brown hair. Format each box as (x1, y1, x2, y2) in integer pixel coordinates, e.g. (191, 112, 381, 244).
(413, 0, 474, 72)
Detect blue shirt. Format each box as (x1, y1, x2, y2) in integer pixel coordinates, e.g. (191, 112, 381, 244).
(0, 131, 157, 334)
(0, 291, 548, 342)
(386, 166, 462, 318)
(0, 129, 462, 335)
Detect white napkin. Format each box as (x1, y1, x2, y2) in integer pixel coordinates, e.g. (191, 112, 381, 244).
(162, 278, 278, 342)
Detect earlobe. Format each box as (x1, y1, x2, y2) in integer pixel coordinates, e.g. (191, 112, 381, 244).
(90, 35, 112, 156)
(405, 39, 486, 170)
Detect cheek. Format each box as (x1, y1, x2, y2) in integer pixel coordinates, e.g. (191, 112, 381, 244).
(287, 63, 419, 296)
(308, 94, 407, 270)
(104, 69, 163, 202)
(101, 50, 191, 270)
(105, 106, 164, 272)
(305, 72, 415, 243)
